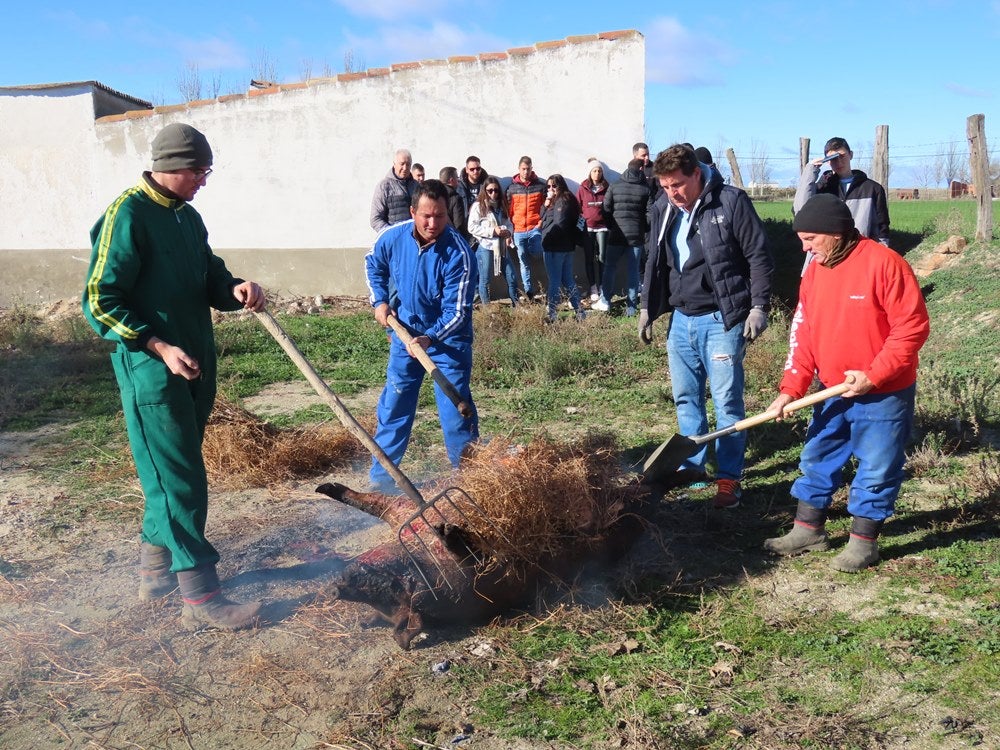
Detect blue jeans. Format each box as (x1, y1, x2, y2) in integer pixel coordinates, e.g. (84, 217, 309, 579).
(542, 250, 581, 316)
(601, 243, 642, 313)
(370, 335, 479, 487)
(512, 228, 542, 296)
(666, 309, 747, 479)
(792, 385, 915, 520)
(476, 244, 518, 304)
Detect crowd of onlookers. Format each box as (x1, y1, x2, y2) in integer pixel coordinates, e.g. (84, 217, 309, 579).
(369, 142, 687, 321)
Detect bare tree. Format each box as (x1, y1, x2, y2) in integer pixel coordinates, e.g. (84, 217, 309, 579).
(251, 47, 278, 85)
(748, 139, 772, 195)
(935, 141, 969, 186)
(343, 48, 366, 74)
(299, 58, 314, 82)
(321, 60, 336, 78)
(177, 61, 203, 102)
(912, 161, 936, 189)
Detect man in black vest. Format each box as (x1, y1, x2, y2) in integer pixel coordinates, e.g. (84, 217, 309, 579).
(639, 144, 774, 509)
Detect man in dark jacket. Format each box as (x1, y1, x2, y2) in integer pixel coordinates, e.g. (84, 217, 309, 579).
(639, 144, 774, 509)
(440, 166, 471, 245)
(596, 158, 651, 316)
(457, 155, 488, 213)
(370, 148, 417, 233)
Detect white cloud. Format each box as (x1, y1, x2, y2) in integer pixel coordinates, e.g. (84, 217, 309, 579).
(334, 0, 453, 22)
(343, 21, 507, 67)
(945, 82, 991, 98)
(644, 16, 736, 86)
(176, 36, 249, 72)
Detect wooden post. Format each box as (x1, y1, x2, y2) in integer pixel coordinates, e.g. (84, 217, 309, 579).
(967, 114, 993, 241)
(726, 148, 745, 189)
(873, 125, 889, 190)
(799, 137, 811, 171)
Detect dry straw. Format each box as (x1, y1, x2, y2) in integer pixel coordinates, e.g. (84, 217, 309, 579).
(201, 397, 370, 489)
(425, 432, 649, 564)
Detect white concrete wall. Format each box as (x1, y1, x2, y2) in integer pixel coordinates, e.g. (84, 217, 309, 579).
(0, 31, 645, 304)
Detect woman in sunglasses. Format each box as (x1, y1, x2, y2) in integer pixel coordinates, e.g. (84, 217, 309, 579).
(467, 176, 518, 306)
(539, 174, 586, 323)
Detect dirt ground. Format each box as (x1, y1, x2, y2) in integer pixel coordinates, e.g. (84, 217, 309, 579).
(1, 299, 994, 749)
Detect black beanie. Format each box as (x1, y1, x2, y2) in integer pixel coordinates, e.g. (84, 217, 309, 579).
(694, 146, 713, 165)
(792, 193, 854, 234)
(151, 123, 213, 171)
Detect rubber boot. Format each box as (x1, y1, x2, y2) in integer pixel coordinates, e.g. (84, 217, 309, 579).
(177, 565, 261, 630)
(763, 502, 830, 555)
(139, 543, 178, 601)
(830, 517, 883, 573)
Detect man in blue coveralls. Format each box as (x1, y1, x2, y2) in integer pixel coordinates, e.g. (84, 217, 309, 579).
(364, 179, 479, 489)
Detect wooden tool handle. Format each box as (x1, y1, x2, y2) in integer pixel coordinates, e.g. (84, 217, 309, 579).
(385, 316, 474, 418)
(735, 381, 853, 432)
(692, 380, 853, 446)
(254, 310, 423, 503)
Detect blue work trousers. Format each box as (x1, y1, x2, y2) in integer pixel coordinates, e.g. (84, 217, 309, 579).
(512, 228, 542, 297)
(370, 335, 479, 486)
(792, 385, 915, 520)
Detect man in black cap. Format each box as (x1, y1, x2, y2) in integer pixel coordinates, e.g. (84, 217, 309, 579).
(83, 121, 267, 629)
(763, 193, 929, 572)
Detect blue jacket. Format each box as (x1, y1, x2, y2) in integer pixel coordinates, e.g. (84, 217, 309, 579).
(365, 221, 476, 345)
(642, 168, 773, 331)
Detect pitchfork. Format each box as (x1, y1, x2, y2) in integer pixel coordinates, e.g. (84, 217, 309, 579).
(254, 309, 502, 597)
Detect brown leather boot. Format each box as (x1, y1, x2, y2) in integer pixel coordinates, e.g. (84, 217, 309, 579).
(177, 565, 261, 630)
(139, 543, 178, 601)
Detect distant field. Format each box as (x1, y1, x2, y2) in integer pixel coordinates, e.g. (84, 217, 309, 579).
(752, 198, 978, 234)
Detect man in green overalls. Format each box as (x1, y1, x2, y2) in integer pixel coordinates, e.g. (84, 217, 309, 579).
(83, 122, 266, 630)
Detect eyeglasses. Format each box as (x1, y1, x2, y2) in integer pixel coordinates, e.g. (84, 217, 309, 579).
(485, 188, 499, 194)
(468, 166, 481, 172)
(191, 168, 213, 179)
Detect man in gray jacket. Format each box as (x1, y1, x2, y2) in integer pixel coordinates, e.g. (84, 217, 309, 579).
(370, 148, 417, 233)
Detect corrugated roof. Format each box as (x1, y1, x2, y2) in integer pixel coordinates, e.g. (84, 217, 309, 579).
(0, 80, 151, 109)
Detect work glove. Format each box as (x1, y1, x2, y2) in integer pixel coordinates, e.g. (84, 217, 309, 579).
(743, 307, 768, 341)
(638, 309, 653, 345)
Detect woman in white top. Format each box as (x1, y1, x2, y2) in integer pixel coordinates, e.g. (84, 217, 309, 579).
(467, 176, 519, 306)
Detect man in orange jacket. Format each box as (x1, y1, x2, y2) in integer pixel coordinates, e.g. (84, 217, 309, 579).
(505, 155, 547, 300)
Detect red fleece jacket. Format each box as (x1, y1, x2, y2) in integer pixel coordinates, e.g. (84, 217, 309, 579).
(780, 237, 930, 398)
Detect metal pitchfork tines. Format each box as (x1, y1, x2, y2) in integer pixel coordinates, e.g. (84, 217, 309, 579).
(254, 309, 504, 597)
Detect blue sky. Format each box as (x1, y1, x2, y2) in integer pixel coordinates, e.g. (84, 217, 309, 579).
(3, 0, 997, 186)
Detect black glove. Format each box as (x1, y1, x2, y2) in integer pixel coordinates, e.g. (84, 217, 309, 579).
(743, 308, 768, 341)
(638, 309, 653, 345)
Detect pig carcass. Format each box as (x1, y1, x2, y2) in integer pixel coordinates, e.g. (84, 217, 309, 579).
(315, 482, 646, 649)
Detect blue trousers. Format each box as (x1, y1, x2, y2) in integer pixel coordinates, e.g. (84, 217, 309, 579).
(601, 243, 642, 311)
(542, 250, 582, 316)
(370, 334, 479, 486)
(512, 228, 542, 296)
(792, 385, 915, 520)
(476, 244, 518, 305)
(666, 309, 747, 480)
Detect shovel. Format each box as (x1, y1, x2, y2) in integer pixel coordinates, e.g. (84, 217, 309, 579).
(641, 380, 854, 485)
(384, 316, 473, 418)
(253, 309, 500, 596)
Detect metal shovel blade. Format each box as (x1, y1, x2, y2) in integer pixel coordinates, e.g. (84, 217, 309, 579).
(640, 433, 700, 485)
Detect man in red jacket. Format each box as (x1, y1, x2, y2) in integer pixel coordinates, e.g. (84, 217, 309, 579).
(764, 193, 929, 572)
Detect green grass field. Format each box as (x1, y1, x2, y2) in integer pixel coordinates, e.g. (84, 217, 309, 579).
(1, 198, 997, 749)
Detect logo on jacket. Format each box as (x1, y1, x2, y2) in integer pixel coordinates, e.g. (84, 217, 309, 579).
(849, 295, 866, 300)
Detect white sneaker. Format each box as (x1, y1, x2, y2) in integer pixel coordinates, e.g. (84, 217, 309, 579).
(589, 285, 599, 302)
(591, 299, 609, 312)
